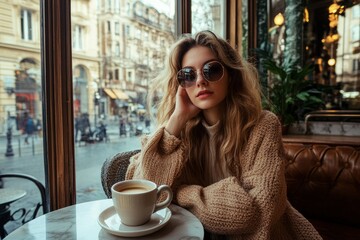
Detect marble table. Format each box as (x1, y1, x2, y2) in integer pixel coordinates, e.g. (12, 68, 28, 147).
(4, 199, 204, 240)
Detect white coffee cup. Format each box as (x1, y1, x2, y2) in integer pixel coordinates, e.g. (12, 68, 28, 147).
(111, 179, 173, 226)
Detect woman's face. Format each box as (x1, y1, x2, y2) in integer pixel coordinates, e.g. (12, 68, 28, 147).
(181, 46, 229, 115)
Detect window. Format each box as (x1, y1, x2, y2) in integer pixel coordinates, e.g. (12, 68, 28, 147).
(351, 25, 360, 41)
(115, 69, 119, 80)
(353, 59, 360, 73)
(126, 2, 131, 15)
(107, 21, 111, 33)
(107, 0, 111, 12)
(21, 9, 32, 40)
(1, 2, 45, 232)
(115, 21, 119, 35)
(191, 0, 226, 37)
(115, 42, 120, 56)
(115, 0, 120, 13)
(1, 0, 244, 221)
(125, 25, 130, 36)
(352, 4, 360, 18)
(72, 25, 83, 50)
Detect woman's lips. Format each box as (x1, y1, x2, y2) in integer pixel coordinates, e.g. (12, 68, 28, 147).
(196, 90, 213, 98)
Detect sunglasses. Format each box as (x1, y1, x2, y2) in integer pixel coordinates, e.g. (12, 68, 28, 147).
(176, 61, 225, 88)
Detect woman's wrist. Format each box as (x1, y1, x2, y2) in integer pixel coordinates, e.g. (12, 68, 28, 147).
(165, 114, 187, 137)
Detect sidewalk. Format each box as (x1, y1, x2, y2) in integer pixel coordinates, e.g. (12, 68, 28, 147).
(0, 121, 129, 160)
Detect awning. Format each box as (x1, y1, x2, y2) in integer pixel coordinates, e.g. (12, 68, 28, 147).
(112, 89, 129, 100)
(16, 92, 36, 101)
(103, 88, 117, 99)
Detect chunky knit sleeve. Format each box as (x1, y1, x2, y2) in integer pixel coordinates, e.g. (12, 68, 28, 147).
(175, 111, 288, 237)
(125, 127, 188, 187)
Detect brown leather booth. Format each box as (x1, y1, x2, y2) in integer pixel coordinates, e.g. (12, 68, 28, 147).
(283, 135, 360, 240)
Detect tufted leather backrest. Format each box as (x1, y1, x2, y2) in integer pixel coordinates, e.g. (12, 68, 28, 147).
(283, 143, 360, 227)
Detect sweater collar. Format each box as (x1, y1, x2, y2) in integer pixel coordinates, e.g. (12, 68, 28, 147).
(201, 119, 220, 137)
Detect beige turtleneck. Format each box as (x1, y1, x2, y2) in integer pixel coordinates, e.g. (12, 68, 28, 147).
(201, 120, 231, 185)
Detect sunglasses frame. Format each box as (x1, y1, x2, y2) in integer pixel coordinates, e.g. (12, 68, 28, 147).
(176, 60, 225, 88)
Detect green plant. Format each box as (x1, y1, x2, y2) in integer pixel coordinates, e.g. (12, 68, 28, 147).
(257, 49, 324, 126)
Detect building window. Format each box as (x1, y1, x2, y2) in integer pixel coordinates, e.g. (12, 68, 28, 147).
(107, 0, 111, 12)
(115, 0, 120, 13)
(191, 0, 226, 37)
(107, 21, 111, 33)
(126, 2, 131, 15)
(115, 69, 119, 80)
(125, 25, 130, 37)
(115, 42, 120, 56)
(351, 25, 360, 41)
(352, 4, 359, 18)
(353, 59, 360, 73)
(21, 9, 33, 40)
(115, 22, 119, 35)
(72, 25, 83, 50)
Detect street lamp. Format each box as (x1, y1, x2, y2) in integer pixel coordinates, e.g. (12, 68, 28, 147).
(5, 112, 14, 157)
(94, 90, 100, 126)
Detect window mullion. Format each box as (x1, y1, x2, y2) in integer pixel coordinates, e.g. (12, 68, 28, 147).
(42, 0, 76, 210)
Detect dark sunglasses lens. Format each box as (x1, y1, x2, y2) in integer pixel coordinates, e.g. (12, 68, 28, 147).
(177, 68, 196, 87)
(203, 62, 224, 82)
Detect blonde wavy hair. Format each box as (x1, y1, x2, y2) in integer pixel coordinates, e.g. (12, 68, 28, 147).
(149, 31, 262, 179)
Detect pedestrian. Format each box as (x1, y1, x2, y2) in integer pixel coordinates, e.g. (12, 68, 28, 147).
(74, 114, 81, 142)
(119, 114, 126, 137)
(124, 31, 321, 239)
(79, 113, 92, 142)
(35, 117, 42, 137)
(24, 114, 35, 144)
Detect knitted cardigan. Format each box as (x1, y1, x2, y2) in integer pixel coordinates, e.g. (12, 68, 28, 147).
(126, 111, 322, 239)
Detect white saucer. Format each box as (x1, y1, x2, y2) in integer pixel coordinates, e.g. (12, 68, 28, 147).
(97, 206, 172, 237)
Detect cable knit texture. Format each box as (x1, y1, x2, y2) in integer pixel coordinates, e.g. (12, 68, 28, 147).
(126, 111, 322, 240)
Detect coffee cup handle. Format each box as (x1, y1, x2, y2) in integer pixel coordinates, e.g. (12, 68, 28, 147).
(154, 185, 173, 212)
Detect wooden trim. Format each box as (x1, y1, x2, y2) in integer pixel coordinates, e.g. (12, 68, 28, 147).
(247, 0, 257, 61)
(176, 0, 191, 35)
(283, 135, 360, 146)
(42, 0, 76, 210)
(226, 0, 242, 51)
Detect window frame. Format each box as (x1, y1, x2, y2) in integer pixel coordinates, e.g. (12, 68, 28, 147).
(43, 0, 246, 210)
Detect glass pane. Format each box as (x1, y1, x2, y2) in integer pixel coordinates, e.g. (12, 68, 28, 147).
(0, 0, 46, 235)
(268, 1, 360, 111)
(301, 1, 360, 110)
(336, 3, 360, 109)
(71, 0, 176, 203)
(191, 0, 226, 37)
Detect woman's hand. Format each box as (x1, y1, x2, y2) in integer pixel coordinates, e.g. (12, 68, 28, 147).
(165, 86, 201, 137)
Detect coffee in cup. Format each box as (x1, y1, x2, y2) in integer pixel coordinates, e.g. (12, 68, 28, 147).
(111, 179, 173, 226)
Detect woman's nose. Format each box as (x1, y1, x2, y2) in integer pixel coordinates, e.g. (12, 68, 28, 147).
(196, 70, 207, 86)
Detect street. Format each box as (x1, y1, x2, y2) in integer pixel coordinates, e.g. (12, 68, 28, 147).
(1, 125, 143, 202)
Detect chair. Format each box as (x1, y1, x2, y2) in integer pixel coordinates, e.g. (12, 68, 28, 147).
(101, 149, 140, 198)
(0, 173, 49, 238)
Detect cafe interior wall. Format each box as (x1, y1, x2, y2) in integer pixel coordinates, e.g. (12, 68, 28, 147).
(266, 0, 360, 136)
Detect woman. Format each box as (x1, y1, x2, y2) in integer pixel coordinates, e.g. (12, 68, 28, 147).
(126, 31, 321, 239)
